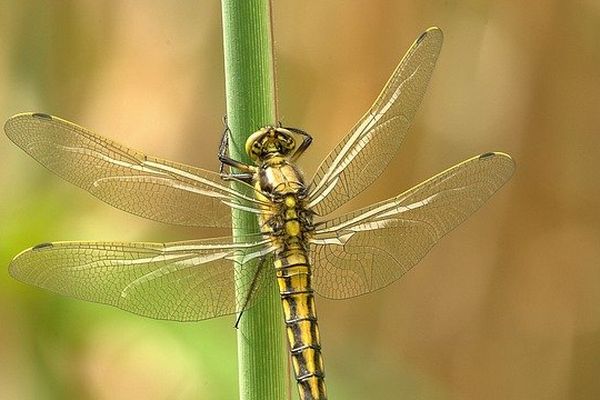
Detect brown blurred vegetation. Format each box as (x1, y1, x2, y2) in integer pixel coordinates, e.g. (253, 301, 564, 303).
(1, 1, 599, 399)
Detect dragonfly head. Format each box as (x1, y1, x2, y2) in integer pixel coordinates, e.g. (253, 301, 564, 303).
(246, 127, 296, 163)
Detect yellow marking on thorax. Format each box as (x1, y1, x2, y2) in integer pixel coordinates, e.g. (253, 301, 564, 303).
(284, 195, 296, 207)
(285, 220, 301, 236)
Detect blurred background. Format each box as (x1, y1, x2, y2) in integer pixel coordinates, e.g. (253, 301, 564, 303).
(1, 1, 599, 399)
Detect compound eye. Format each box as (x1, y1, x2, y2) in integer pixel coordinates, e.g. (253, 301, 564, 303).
(280, 135, 295, 149)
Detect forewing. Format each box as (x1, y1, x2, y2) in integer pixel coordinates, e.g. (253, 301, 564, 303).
(4, 113, 267, 228)
(9, 235, 275, 321)
(308, 27, 443, 216)
(310, 152, 514, 299)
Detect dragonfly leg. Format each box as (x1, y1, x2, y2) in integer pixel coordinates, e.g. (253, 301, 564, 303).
(219, 117, 256, 183)
(221, 172, 254, 184)
(218, 115, 232, 173)
(234, 256, 266, 329)
(284, 126, 313, 161)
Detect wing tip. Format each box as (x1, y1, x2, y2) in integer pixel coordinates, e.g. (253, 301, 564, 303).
(3, 113, 22, 137)
(418, 26, 444, 44)
(31, 112, 53, 121)
(9, 242, 55, 274)
(4, 112, 56, 138)
(478, 151, 514, 163)
(32, 242, 54, 251)
(7, 247, 30, 280)
(6, 111, 52, 123)
(478, 151, 516, 177)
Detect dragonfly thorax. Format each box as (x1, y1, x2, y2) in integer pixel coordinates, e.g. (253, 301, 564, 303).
(245, 126, 297, 163)
(256, 157, 307, 198)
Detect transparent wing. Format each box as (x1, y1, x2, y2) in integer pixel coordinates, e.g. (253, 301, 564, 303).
(4, 113, 268, 228)
(9, 235, 276, 321)
(310, 152, 514, 299)
(308, 27, 443, 216)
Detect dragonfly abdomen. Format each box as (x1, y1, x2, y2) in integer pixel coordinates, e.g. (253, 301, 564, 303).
(275, 248, 326, 400)
(257, 157, 325, 399)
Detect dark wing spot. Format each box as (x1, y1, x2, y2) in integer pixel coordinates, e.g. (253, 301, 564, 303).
(479, 152, 495, 159)
(32, 242, 54, 251)
(416, 30, 428, 44)
(32, 113, 53, 120)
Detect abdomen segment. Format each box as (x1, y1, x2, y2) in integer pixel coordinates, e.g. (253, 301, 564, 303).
(275, 248, 326, 400)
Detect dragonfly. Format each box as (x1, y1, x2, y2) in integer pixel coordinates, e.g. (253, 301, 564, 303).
(5, 27, 514, 400)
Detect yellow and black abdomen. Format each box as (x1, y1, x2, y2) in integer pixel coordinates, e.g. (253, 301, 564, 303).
(275, 245, 326, 400)
(256, 159, 326, 400)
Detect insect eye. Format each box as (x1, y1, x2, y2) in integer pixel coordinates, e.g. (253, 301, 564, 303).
(278, 135, 294, 149)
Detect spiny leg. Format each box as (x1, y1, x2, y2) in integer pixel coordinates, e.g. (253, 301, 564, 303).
(234, 255, 266, 329)
(219, 117, 255, 183)
(282, 125, 313, 161)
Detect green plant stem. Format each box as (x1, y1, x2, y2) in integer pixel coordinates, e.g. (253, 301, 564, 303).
(221, 1, 288, 400)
